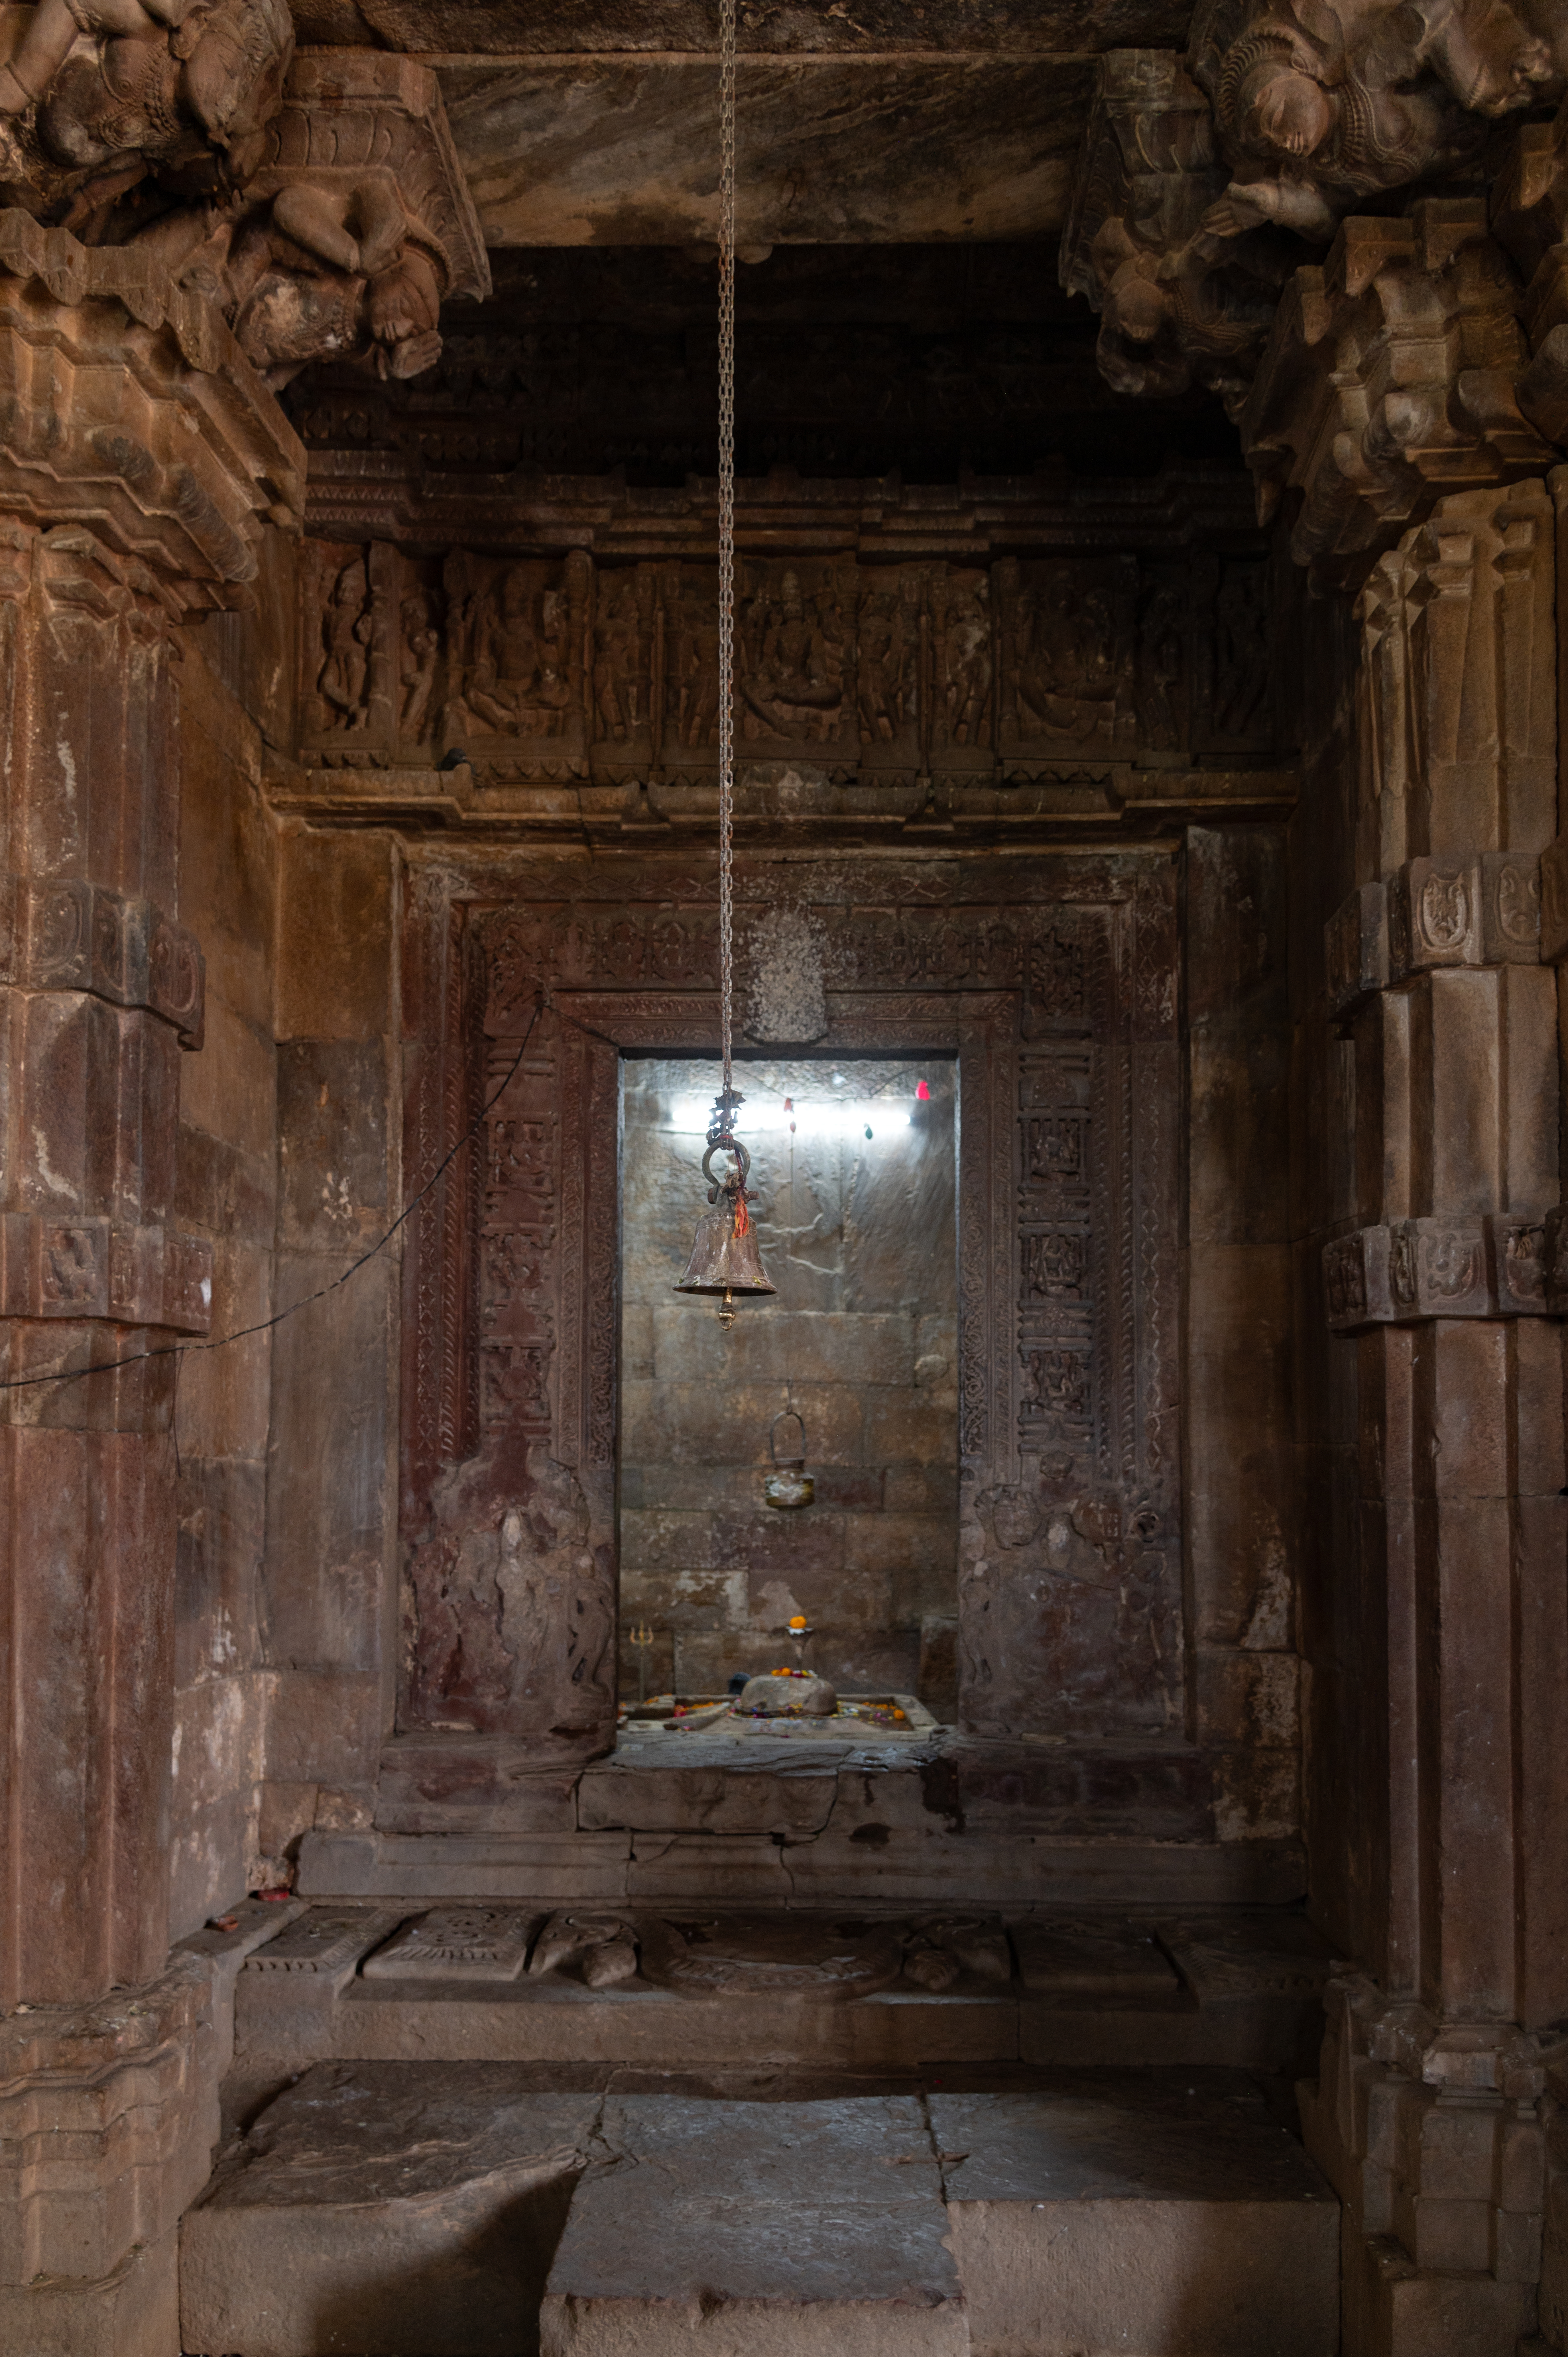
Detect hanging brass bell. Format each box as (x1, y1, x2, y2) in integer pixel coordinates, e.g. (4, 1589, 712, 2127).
(674, 1132, 775, 1324)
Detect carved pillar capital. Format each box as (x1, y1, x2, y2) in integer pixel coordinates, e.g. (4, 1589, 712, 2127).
(0, 28, 488, 412)
(1062, 31, 1568, 579)
(0, 210, 303, 605)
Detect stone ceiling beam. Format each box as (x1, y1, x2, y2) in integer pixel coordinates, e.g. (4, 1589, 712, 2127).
(438, 57, 1091, 246)
(293, 3, 1190, 59)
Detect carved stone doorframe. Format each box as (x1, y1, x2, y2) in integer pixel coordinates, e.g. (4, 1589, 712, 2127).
(398, 856, 1181, 1762)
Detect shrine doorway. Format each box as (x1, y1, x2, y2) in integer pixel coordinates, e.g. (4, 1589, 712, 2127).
(397, 856, 1183, 1771)
(617, 1055, 961, 1715)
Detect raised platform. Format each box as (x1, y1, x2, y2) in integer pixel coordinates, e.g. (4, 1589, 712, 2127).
(299, 1730, 1308, 1916)
(181, 2068, 1338, 2357)
(227, 1901, 1333, 2102)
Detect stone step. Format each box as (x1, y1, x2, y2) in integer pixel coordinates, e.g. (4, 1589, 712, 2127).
(180, 2065, 601, 2357)
(543, 2078, 1338, 2357)
(933, 2075, 1340, 2357)
(182, 2068, 1339, 2357)
(540, 2093, 968, 2357)
(230, 1902, 1330, 2083)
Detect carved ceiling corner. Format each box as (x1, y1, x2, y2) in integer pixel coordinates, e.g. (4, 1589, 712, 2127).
(1061, 8, 1568, 580)
(0, 22, 485, 590)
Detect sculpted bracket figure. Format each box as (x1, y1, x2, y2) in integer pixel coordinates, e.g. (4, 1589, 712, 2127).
(1190, 0, 1555, 242)
(0, 31, 487, 389)
(1060, 50, 1297, 416)
(1064, 13, 1567, 485)
(0, 0, 293, 215)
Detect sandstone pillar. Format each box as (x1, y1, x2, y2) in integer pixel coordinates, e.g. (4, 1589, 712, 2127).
(0, 225, 300, 2009)
(1306, 480, 1568, 2357)
(0, 224, 302, 2355)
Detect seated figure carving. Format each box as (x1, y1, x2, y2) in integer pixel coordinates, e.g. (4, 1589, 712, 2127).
(0, 0, 292, 216)
(1192, 0, 1556, 241)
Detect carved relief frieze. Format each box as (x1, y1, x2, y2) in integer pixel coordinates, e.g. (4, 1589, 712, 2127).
(296, 539, 1276, 790)
(403, 859, 1182, 1755)
(2, 878, 203, 1046)
(0, 1215, 211, 1332)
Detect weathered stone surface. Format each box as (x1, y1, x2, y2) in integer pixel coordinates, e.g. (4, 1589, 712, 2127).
(443, 57, 1084, 248)
(541, 2094, 966, 2357)
(360, 1905, 539, 1981)
(935, 2074, 1339, 2357)
(180, 2064, 598, 2357)
(637, 1914, 905, 2000)
(317, 4, 1194, 54)
(1013, 1917, 1180, 1996)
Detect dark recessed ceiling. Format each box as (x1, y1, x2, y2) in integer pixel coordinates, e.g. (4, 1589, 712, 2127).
(293, 244, 1239, 485)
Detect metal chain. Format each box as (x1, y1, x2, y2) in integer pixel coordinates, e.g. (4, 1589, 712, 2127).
(717, 0, 737, 1100)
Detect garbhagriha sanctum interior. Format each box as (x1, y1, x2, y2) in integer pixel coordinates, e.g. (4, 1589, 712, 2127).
(2, 2, 1568, 2353)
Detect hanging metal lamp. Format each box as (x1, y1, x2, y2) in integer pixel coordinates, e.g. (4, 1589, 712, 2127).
(673, 0, 774, 1333)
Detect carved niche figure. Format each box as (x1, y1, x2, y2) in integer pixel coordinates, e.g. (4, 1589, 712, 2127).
(1212, 561, 1270, 737)
(1190, 0, 1554, 243)
(933, 571, 993, 753)
(315, 555, 372, 733)
(0, 0, 292, 212)
(738, 564, 848, 745)
(496, 1458, 615, 1732)
(666, 575, 721, 749)
(1138, 577, 1187, 751)
(399, 590, 440, 746)
(998, 560, 1135, 755)
(857, 580, 916, 745)
(592, 573, 648, 745)
(443, 555, 572, 742)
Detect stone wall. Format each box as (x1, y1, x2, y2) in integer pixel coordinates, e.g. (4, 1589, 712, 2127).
(618, 1056, 959, 1709)
(168, 559, 289, 1940)
(167, 541, 409, 1928)
(258, 820, 404, 1862)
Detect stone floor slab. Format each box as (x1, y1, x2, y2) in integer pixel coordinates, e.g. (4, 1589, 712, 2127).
(540, 2094, 967, 2357)
(932, 2073, 1339, 2357)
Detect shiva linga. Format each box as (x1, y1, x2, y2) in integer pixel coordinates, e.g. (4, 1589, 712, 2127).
(673, 1083, 775, 1327)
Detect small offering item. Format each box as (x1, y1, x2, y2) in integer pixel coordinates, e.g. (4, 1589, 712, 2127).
(736, 1670, 838, 1718)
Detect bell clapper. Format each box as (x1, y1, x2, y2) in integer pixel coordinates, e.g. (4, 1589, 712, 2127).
(718, 1286, 735, 1329)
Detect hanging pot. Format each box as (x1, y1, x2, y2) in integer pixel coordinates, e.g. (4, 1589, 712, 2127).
(763, 1410, 813, 1510)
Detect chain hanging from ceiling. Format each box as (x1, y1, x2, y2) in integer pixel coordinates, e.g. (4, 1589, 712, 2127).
(716, 0, 737, 1106)
(673, 0, 776, 1326)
